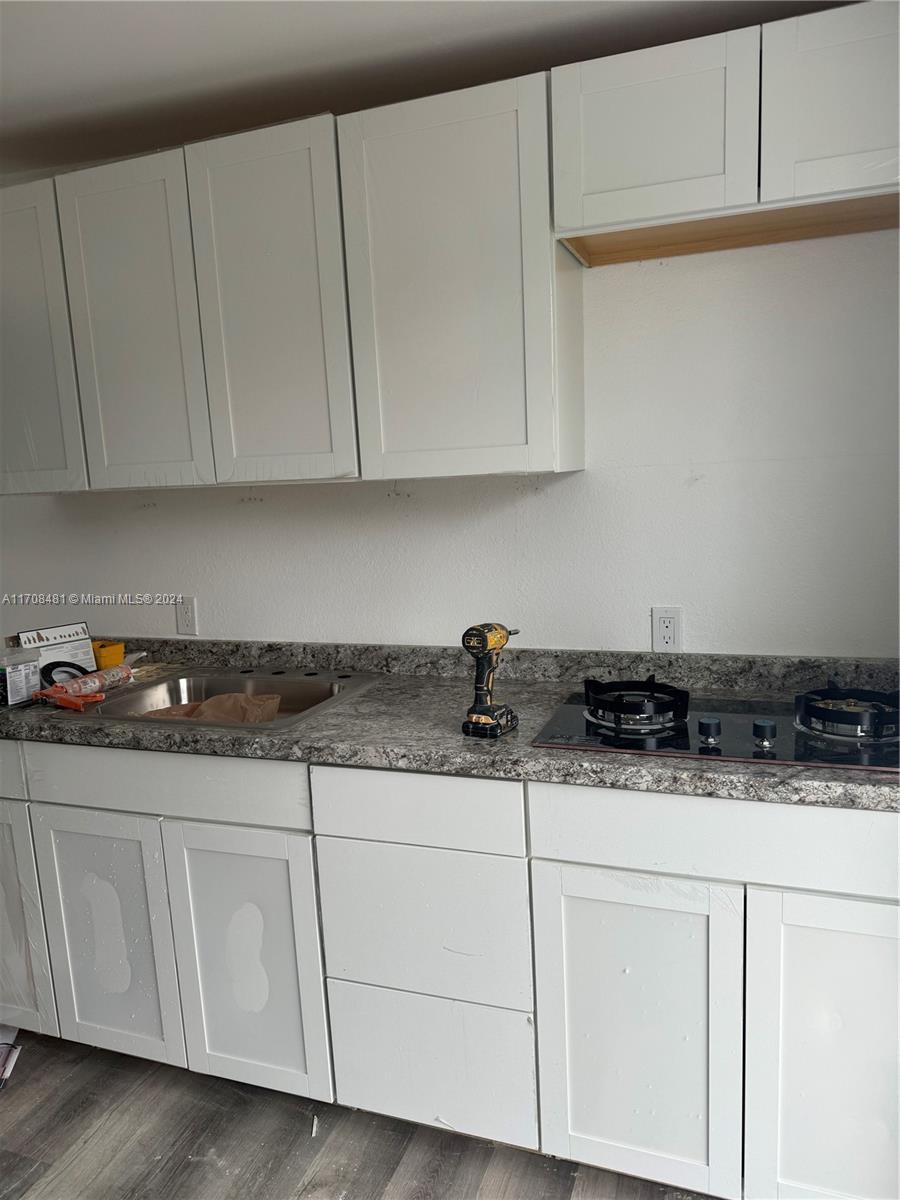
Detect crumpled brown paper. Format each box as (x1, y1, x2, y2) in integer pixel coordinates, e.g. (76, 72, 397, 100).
(148, 693, 281, 724)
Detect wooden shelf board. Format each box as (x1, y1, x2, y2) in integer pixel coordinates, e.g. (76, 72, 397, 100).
(560, 193, 900, 268)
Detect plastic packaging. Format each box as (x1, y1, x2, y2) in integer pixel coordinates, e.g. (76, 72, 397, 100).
(1, 646, 41, 706)
(33, 664, 134, 711)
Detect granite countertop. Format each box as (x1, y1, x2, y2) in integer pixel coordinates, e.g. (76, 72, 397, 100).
(2, 669, 897, 813)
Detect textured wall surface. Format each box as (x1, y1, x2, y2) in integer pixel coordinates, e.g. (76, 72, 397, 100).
(2, 231, 897, 656)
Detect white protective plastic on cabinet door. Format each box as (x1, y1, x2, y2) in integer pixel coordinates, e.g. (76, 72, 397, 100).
(30, 804, 185, 1065)
(0, 800, 58, 1035)
(163, 821, 332, 1100)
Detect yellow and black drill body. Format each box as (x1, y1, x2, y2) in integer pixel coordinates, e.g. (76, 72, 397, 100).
(461, 623, 519, 738)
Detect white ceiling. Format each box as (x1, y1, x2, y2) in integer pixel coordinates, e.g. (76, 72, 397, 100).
(0, 0, 843, 182)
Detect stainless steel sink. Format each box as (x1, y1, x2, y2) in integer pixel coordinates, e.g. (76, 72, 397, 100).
(90, 667, 373, 729)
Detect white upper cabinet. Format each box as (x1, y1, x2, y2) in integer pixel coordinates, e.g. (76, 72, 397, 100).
(1, 180, 86, 493)
(339, 75, 583, 479)
(56, 150, 216, 488)
(552, 27, 760, 231)
(186, 116, 358, 483)
(762, 1, 900, 203)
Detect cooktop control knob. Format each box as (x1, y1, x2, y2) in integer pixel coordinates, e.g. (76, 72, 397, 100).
(698, 716, 721, 744)
(753, 718, 777, 748)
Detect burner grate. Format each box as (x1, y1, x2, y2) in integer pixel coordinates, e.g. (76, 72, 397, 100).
(795, 682, 899, 743)
(583, 673, 690, 733)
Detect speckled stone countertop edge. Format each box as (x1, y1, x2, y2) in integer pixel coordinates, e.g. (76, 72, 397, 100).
(2, 671, 896, 813)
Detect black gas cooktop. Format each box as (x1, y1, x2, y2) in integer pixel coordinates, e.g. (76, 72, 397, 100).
(532, 676, 900, 772)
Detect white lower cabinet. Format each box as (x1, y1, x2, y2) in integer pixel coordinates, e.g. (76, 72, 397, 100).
(328, 979, 538, 1149)
(30, 803, 185, 1064)
(532, 861, 744, 1199)
(745, 888, 899, 1200)
(162, 821, 332, 1100)
(0, 800, 58, 1034)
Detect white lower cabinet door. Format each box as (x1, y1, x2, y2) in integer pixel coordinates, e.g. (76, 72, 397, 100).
(162, 822, 332, 1100)
(30, 804, 185, 1064)
(532, 862, 743, 1199)
(328, 979, 538, 1149)
(0, 800, 58, 1034)
(745, 888, 899, 1200)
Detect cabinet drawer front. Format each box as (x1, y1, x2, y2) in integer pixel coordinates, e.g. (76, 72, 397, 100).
(24, 742, 311, 830)
(328, 979, 538, 1149)
(529, 782, 900, 901)
(311, 765, 524, 855)
(317, 837, 532, 1009)
(163, 822, 332, 1101)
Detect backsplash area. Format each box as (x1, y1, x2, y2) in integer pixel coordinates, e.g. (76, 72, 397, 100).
(2, 231, 898, 657)
(116, 637, 900, 696)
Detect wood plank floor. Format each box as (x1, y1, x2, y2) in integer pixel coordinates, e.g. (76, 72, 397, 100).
(0, 1034, 713, 1200)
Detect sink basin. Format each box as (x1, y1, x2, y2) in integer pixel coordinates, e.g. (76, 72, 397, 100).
(91, 667, 373, 729)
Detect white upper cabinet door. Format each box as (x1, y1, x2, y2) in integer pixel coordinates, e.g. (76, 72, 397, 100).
(1, 180, 86, 493)
(552, 27, 760, 230)
(186, 117, 357, 483)
(162, 822, 333, 1101)
(533, 862, 744, 1199)
(30, 803, 185, 1065)
(0, 800, 58, 1035)
(761, 2, 900, 202)
(745, 888, 899, 1200)
(340, 75, 582, 479)
(55, 150, 215, 489)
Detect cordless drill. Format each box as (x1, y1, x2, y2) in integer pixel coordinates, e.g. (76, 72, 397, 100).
(461, 623, 519, 738)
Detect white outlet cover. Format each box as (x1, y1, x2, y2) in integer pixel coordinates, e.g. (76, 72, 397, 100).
(651, 606, 683, 652)
(176, 596, 198, 637)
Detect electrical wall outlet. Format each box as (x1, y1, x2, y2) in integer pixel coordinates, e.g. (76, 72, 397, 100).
(176, 596, 198, 637)
(651, 606, 682, 652)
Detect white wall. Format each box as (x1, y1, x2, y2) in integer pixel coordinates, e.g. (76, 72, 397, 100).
(1, 231, 897, 656)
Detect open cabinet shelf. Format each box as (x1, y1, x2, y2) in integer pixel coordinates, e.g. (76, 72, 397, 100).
(560, 192, 900, 268)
